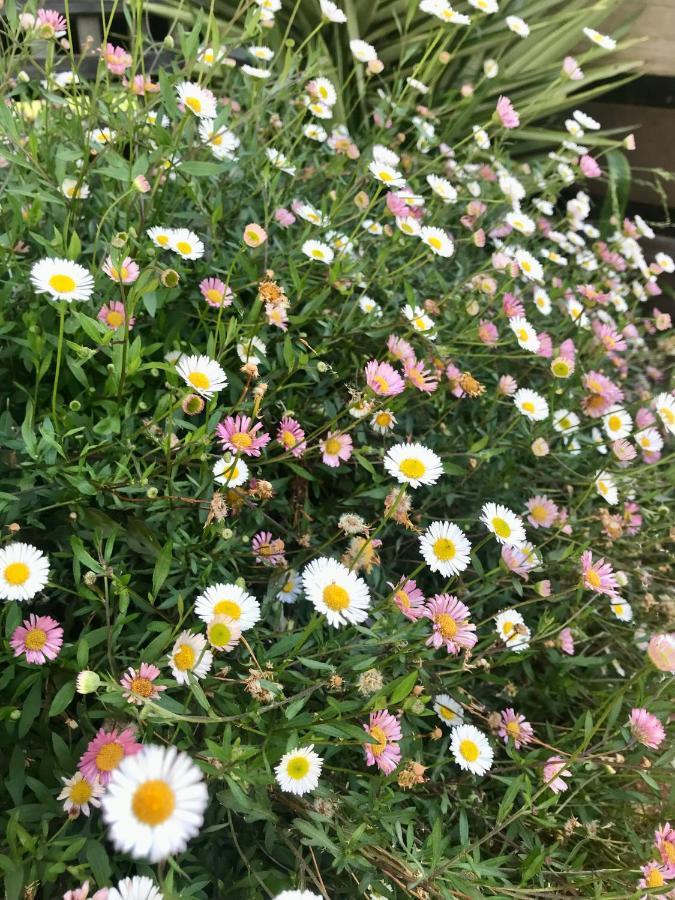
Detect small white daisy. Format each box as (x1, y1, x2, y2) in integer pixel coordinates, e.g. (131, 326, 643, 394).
(419, 521, 472, 577)
(396, 216, 421, 236)
(506, 211, 535, 236)
(275, 745, 323, 795)
(108, 876, 164, 900)
(241, 64, 272, 78)
(506, 14, 529, 36)
(480, 502, 527, 547)
(433, 694, 464, 728)
(276, 569, 302, 604)
(368, 161, 406, 187)
(403, 304, 435, 335)
(450, 724, 494, 775)
(198, 121, 240, 160)
(370, 409, 397, 434)
(0, 542, 50, 602)
(610, 599, 633, 622)
(513, 388, 549, 421)
(61, 177, 90, 199)
(595, 471, 618, 505)
(635, 427, 664, 454)
(320, 0, 347, 22)
(494, 609, 531, 652)
(533, 287, 551, 314)
(311, 76, 337, 106)
(654, 392, 675, 435)
(426, 174, 457, 204)
(147, 226, 175, 250)
(473, 126, 490, 149)
(602, 406, 633, 440)
(57, 772, 104, 818)
(515, 248, 544, 282)
(553, 410, 580, 434)
(420, 226, 454, 257)
(176, 81, 217, 118)
(583, 27, 616, 50)
(301, 557, 371, 627)
(509, 316, 540, 352)
(176, 354, 227, 398)
(101, 744, 208, 862)
(383, 443, 443, 488)
(194, 583, 260, 631)
(573, 109, 601, 130)
(302, 240, 334, 264)
(213, 454, 249, 488)
(170, 228, 205, 260)
(349, 38, 377, 63)
(237, 336, 267, 366)
(168, 630, 213, 684)
(30, 258, 94, 302)
(468, 0, 498, 13)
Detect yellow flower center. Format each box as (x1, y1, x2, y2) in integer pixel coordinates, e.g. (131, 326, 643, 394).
(433, 538, 456, 561)
(106, 310, 124, 328)
(282, 430, 297, 448)
(173, 644, 196, 671)
(521, 401, 535, 414)
(231, 432, 253, 450)
(646, 869, 665, 889)
(95, 741, 124, 772)
(49, 273, 76, 293)
(460, 739, 479, 762)
(439, 705, 456, 721)
(324, 437, 341, 456)
(157, 234, 170, 246)
(282, 580, 295, 593)
(598, 481, 608, 495)
(185, 96, 202, 114)
(208, 621, 233, 647)
(69, 779, 93, 804)
(639, 436, 650, 448)
(607, 415, 621, 432)
(205, 288, 223, 305)
(368, 725, 387, 756)
(399, 458, 425, 479)
(659, 406, 674, 424)
(25, 628, 47, 651)
(188, 371, 210, 389)
(517, 328, 529, 342)
(506, 721, 521, 737)
(613, 604, 624, 616)
(378, 170, 393, 182)
(319, 85, 329, 98)
(372, 375, 390, 392)
(664, 842, 675, 864)
(311, 248, 324, 259)
(4, 561, 30, 585)
(214, 599, 241, 618)
(130, 676, 154, 697)
(428, 236, 442, 250)
(176, 241, 193, 256)
(375, 413, 391, 427)
(492, 517, 511, 539)
(436, 613, 458, 639)
(586, 569, 601, 589)
(323, 583, 350, 611)
(521, 260, 532, 273)
(132, 779, 176, 826)
(559, 417, 571, 430)
(502, 621, 514, 634)
(395, 589, 410, 608)
(286, 756, 310, 779)
(552, 360, 570, 377)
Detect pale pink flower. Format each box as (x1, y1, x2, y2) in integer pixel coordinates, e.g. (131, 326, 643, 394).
(363, 709, 402, 774)
(580, 550, 618, 597)
(390, 577, 426, 621)
(98, 301, 135, 331)
(582, 370, 624, 418)
(445, 363, 466, 398)
(501, 543, 538, 580)
(496, 95, 519, 129)
(200, 276, 233, 308)
(638, 860, 670, 891)
(11, 614, 63, 664)
(655, 822, 675, 870)
(404, 359, 438, 393)
(526, 495, 558, 529)
(265, 303, 288, 330)
(387, 334, 415, 365)
(498, 374, 518, 396)
(133, 174, 151, 193)
(365, 360, 405, 397)
(120, 663, 166, 705)
(558, 628, 575, 655)
(478, 320, 499, 346)
(102, 43, 132, 75)
(424, 594, 477, 655)
(580, 155, 601, 178)
(503, 293, 525, 318)
(276, 417, 306, 457)
(611, 439, 636, 462)
(63, 881, 109, 900)
(243, 223, 267, 247)
(102, 255, 139, 284)
(593, 321, 627, 353)
(543, 756, 571, 793)
(123, 74, 159, 95)
(647, 634, 675, 673)
(320, 431, 353, 467)
(217, 415, 270, 457)
(274, 207, 296, 227)
(563, 56, 584, 80)
(252, 531, 287, 566)
(559, 338, 576, 361)
(498, 708, 534, 749)
(629, 708, 666, 749)
(36, 8, 67, 38)
(536, 331, 553, 358)
(78, 726, 141, 785)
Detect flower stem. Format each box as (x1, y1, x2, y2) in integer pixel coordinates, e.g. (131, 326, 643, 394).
(52, 301, 66, 424)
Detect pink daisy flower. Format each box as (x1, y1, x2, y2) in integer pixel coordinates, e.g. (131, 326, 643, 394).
(445, 363, 465, 398)
(582, 371, 623, 418)
(623, 501, 642, 535)
(97, 301, 135, 331)
(580, 550, 618, 597)
(387, 334, 416, 365)
(365, 360, 405, 397)
(559, 338, 576, 361)
(252, 531, 286, 566)
(36, 8, 67, 38)
(276, 417, 306, 457)
(525, 495, 558, 529)
(478, 320, 499, 346)
(496, 95, 520, 129)
(636, 407, 656, 429)
(216, 415, 271, 457)
(503, 293, 525, 318)
(390, 577, 426, 621)
(266, 303, 288, 330)
(200, 276, 233, 308)
(558, 628, 575, 655)
(10, 614, 63, 664)
(647, 634, 675, 673)
(593, 321, 627, 353)
(78, 726, 141, 785)
(404, 359, 439, 393)
(124, 74, 160, 95)
(536, 332, 553, 358)
(638, 860, 670, 891)
(274, 207, 296, 227)
(611, 438, 636, 462)
(543, 756, 571, 793)
(497, 374, 518, 396)
(363, 709, 402, 774)
(102, 43, 132, 75)
(63, 881, 109, 900)
(501, 543, 538, 581)
(498, 708, 534, 749)
(628, 708, 666, 749)
(424, 594, 477, 655)
(580, 154, 601, 178)
(119, 663, 166, 705)
(102, 255, 139, 284)
(655, 822, 675, 870)
(320, 431, 353, 468)
(563, 56, 584, 80)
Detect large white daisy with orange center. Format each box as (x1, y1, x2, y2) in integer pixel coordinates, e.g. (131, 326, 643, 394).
(302, 557, 371, 627)
(194, 583, 260, 631)
(450, 724, 493, 775)
(419, 521, 471, 577)
(0, 542, 50, 602)
(30, 257, 94, 302)
(176, 354, 228, 398)
(383, 442, 443, 488)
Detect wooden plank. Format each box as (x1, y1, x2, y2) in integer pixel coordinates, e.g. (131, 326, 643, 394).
(602, 1, 675, 76)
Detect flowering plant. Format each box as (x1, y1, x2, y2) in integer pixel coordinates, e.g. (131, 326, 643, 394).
(0, 2, 673, 899)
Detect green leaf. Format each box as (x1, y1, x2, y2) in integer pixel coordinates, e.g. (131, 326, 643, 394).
(85, 839, 111, 885)
(152, 540, 173, 598)
(389, 669, 418, 704)
(180, 160, 224, 177)
(49, 680, 76, 717)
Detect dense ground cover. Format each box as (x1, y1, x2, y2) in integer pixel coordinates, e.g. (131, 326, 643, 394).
(0, 1, 673, 898)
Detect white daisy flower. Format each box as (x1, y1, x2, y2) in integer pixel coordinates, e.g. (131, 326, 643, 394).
(451, 724, 493, 775)
(61, 177, 90, 199)
(433, 694, 464, 728)
(108, 876, 164, 900)
(509, 316, 540, 352)
(276, 569, 302, 604)
(595, 471, 618, 505)
(206, 615, 241, 652)
(513, 388, 548, 421)
(176, 81, 217, 118)
(275, 745, 323, 795)
(427, 174, 457, 203)
(168, 630, 213, 684)
(194, 583, 260, 631)
(370, 408, 397, 433)
(602, 406, 633, 440)
(591, 427, 608, 455)
(0, 542, 50, 601)
(368, 160, 406, 187)
(169, 228, 205, 260)
(566, 298, 589, 328)
(494, 609, 531, 652)
(213, 454, 249, 488)
(303, 123, 327, 142)
(533, 287, 551, 314)
(295, 201, 326, 226)
(301, 557, 371, 627)
(419, 521, 471, 577)
(655, 252, 674, 273)
(349, 39, 377, 62)
(403, 304, 435, 335)
(249, 45, 274, 61)
(420, 226, 454, 257)
(176, 354, 227, 398)
(483, 58, 498, 78)
(30, 258, 94, 302)
(583, 27, 616, 50)
(359, 295, 382, 316)
(472, 125, 490, 149)
(197, 46, 225, 66)
(101, 744, 208, 862)
(372, 144, 400, 167)
(573, 109, 600, 130)
(198, 121, 240, 160)
(320, 0, 347, 22)
(480, 502, 527, 547)
(396, 216, 421, 236)
(635, 427, 663, 453)
(515, 249, 544, 282)
(384, 442, 443, 488)
(89, 127, 115, 146)
(237, 336, 267, 366)
(147, 226, 175, 250)
(265, 147, 296, 176)
(553, 409, 580, 434)
(407, 77, 429, 93)
(241, 64, 271, 78)
(311, 76, 337, 106)
(307, 99, 333, 119)
(533, 198, 554, 215)
(468, 0, 498, 13)
(57, 771, 104, 818)
(506, 211, 535, 236)
(654, 392, 675, 434)
(302, 240, 334, 264)
(506, 14, 529, 36)
(610, 599, 633, 622)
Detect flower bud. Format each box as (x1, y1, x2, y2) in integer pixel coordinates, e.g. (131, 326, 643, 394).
(76, 671, 101, 694)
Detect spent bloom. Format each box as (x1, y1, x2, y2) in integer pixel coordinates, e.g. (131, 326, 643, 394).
(120, 663, 166, 705)
(543, 756, 571, 793)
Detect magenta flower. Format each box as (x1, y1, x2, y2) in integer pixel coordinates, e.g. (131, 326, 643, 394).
(525, 495, 558, 529)
(543, 756, 571, 793)
(498, 708, 534, 749)
(387, 334, 416, 365)
(102, 255, 139, 284)
(120, 663, 166, 705)
(124, 74, 160, 95)
(582, 371, 624, 417)
(276, 417, 306, 457)
(274, 207, 296, 227)
(36, 8, 67, 38)
(217, 415, 271, 457)
(638, 861, 670, 891)
(654, 822, 675, 870)
(11, 614, 63, 664)
(502, 292, 525, 318)
(593, 321, 627, 354)
(252, 531, 286, 566)
(445, 363, 466, 398)
(424, 594, 477, 655)
(78, 726, 141, 785)
(404, 359, 438, 393)
(496, 95, 520, 129)
(200, 276, 233, 308)
(365, 360, 405, 397)
(478, 320, 499, 346)
(102, 43, 132, 75)
(628, 708, 666, 749)
(559, 338, 576, 361)
(390, 577, 426, 621)
(363, 709, 402, 774)
(580, 550, 618, 597)
(623, 501, 642, 535)
(647, 634, 675, 673)
(320, 431, 353, 468)
(580, 154, 601, 178)
(558, 628, 575, 655)
(97, 301, 135, 331)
